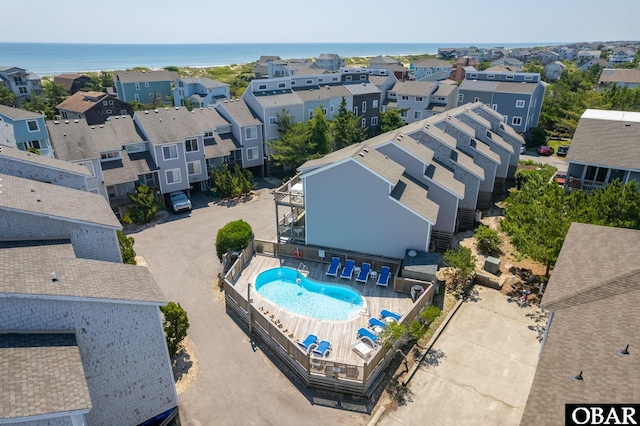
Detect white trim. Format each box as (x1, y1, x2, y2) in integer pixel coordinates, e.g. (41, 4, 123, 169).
(165, 168, 182, 184)
(515, 100, 525, 108)
(244, 126, 257, 140)
(162, 144, 179, 160)
(246, 146, 259, 161)
(187, 160, 201, 176)
(26, 119, 39, 132)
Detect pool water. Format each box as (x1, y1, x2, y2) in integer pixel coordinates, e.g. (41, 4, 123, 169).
(255, 267, 363, 321)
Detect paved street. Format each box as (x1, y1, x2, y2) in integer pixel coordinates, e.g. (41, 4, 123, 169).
(379, 286, 544, 426)
(132, 184, 368, 426)
(521, 150, 568, 171)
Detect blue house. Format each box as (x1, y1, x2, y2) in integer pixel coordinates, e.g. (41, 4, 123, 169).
(0, 105, 53, 157)
(113, 70, 178, 104)
(173, 77, 230, 108)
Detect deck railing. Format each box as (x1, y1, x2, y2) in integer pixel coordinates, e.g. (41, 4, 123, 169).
(222, 238, 435, 396)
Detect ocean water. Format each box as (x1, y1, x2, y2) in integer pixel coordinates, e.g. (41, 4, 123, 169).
(0, 42, 560, 76)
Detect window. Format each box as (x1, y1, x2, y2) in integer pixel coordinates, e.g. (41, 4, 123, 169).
(187, 161, 201, 175)
(185, 138, 198, 152)
(416, 97, 423, 102)
(524, 75, 534, 81)
(362, 101, 366, 112)
(503, 115, 508, 122)
(414, 110, 422, 119)
(506, 75, 514, 80)
(149, 93, 154, 99)
(125, 143, 145, 153)
(165, 168, 181, 184)
(19, 87, 28, 94)
(345, 76, 352, 81)
(278, 83, 286, 88)
(204, 131, 214, 138)
(247, 147, 259, 161)
(291, 81, 296, 85)
(134, 94, 140, 101)
(144, 82, 149, 87)
(135, 82, 140, 90)
(105, 110, 112, 114)
(306, 80, 312, 84)
(492, 104, 498, 111)
(330, 105, 334, 112)
(353, 107, 358, 115)
(259, 84, 267, 90)
(109, 100, 114, 105)
(474, 97, 480, 102)
(141, 172, 157, 186)
(487, 74, 495, 79)
(102, 101, 109, 106)
(516, 100, 525, 108)
(120, 109, 128, 115)
(373, 100, 378, 108)
(27, 120, 38, 132)
(400, 110, 408, 118)
(361, 118, 366, 128)
(269, 116, 277, 126)
(17, 140, 43, 151)
(100, 151, 120, 161)
(309, 110, 314, 119)
(458, 94, 464, 103)
(162, 144, 178, 160)
(468, 73, 478, 79)
(401, 95, 409, 101)
(512, 116, 522, 126)
(245, 127, 257, 140)
(360, 75, 366, 80)
(371, 116, 378, 126)
(155, 92, 161, 99)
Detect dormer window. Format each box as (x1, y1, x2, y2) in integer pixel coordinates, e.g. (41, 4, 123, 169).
(100, 151, 121, 162)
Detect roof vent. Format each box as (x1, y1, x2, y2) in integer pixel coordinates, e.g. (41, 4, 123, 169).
(51, 272, 58, 282)
(159, 118, 162, 122)
(54, 120, 59, 124)
(326, 85, 330, 89)
(625, 123, 631, 127)
(64, 120, 69, 124)
(618, 344, 630, 355)
(358, 152, 365, 157)
(175, 107, 179, 110)
(74, 119, 78, 123)
(573, 371, 584, 381)
(165, 107, 169, 111)
(91, 126, 95, 129)
(63, 133, 67, 137)
(154, 109, 159, 113)
(30, 186, 35, 192)
(99, 125, 103, 128)
(363, 148, 369, 153)
(144, 111, 149, 114)
(36, 195, 41, 202)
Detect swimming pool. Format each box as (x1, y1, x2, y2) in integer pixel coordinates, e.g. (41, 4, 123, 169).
(255, 267, 363, 321)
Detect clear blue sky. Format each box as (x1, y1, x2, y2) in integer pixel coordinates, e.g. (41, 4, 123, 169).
(3, 0, 639, 44)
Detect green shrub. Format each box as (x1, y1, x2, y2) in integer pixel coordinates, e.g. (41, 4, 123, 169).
(117, 230, 136, 265)
(215, 220, 253, 260)
(160, 302, 190, 358)
(420, 305, 442, 324)
(474, 225, 503, 256)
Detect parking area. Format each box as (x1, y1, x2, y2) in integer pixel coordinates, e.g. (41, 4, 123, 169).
(379, 286, 544, 426)
(131, 184, 369, 426)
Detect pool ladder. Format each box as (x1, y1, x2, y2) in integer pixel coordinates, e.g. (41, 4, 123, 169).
(297, 263, 309, 277)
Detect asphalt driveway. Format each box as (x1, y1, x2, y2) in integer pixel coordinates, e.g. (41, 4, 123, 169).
(131, 184, 368, 426)
(379, 286, 544, 426)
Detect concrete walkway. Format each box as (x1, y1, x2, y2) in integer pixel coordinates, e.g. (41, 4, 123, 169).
(379, 286, 545, 426)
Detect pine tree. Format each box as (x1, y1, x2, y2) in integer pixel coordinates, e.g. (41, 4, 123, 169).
(331, 97, 365, 150)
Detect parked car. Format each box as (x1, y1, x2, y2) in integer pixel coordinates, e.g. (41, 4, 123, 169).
(537, 145, 554, 156)
(556, 145, 569, 156)
(555, 171, 567, 186)
(520, 144, 526, 154)
(169, 191, 192, 213)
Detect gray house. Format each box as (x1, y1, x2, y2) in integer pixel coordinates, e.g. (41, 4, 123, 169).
(291, 144, 438, 259)
(215, 98, 265, 175)
(0, 66, 42, 105)
(135, 106, 235, 194)
(544, 61, 566, 81)
(367, 132, 465, 250)
(385, 81, 458, 124)
(317, 53, 345, 71)
(458, 70, 547, 137)
(0, 173, 122, 263)
(0, 145, 91, 191)
(565, 109, 640, 192)
(410, 58, 453, 81)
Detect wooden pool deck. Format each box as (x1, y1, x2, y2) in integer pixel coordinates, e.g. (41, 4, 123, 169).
(231, 254, 413, 364)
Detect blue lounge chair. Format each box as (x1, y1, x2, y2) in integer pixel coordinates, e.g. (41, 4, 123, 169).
(368, 317, 387, 330)
(357, 327, 379, 347)
(312, 340, 332, 357)
(297, 334, 318, 354)
(340, 259, 355, 280)
(376, 265, 391, 287)
(380, 309, 401, 322)
(326, 257, 341, 277)
(356, 262, 371, 283)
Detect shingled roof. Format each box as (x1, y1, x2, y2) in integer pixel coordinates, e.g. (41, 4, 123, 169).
(135, 106, 229, 145)
(567, 109, 640, 170)
(0, 239, 165, 304)
(0, 145, 91, 176)
(0, 173, 121, 229)
(521, 223, 640, 425)
(0, 332, 92, 420)
(0, 104, 44, 120)
(114, 70, 178, 84)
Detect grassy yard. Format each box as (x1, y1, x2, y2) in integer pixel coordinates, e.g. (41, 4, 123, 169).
(547, 139, 571, 158)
